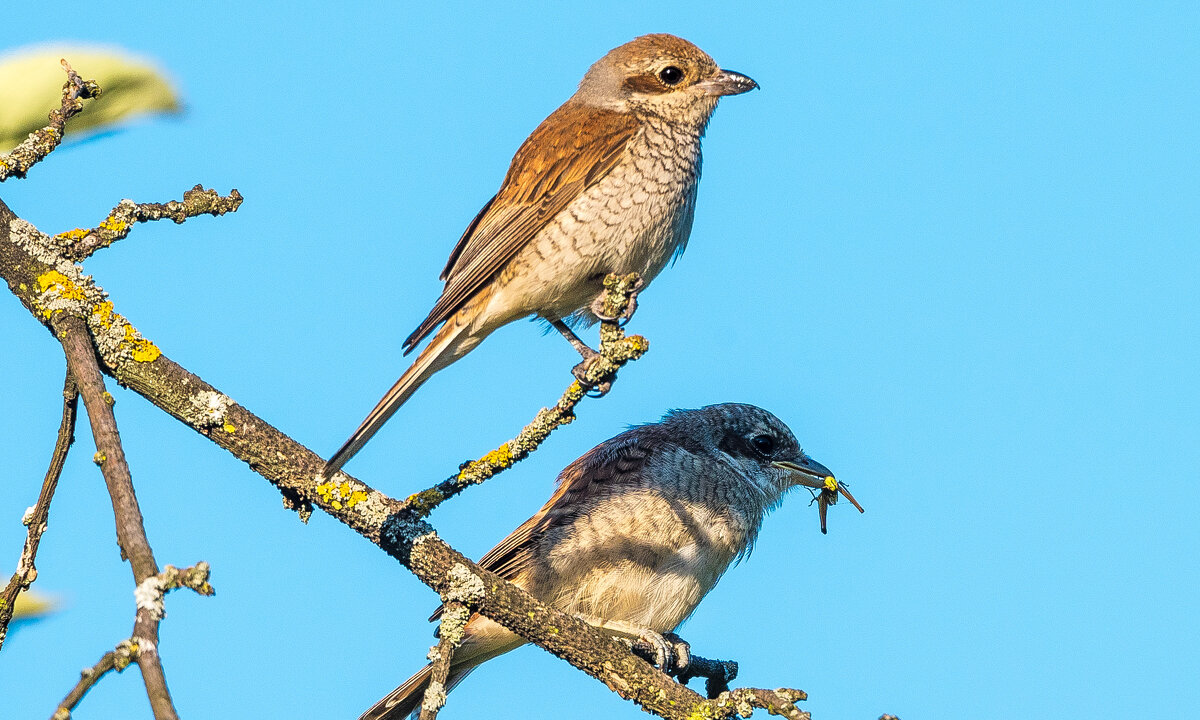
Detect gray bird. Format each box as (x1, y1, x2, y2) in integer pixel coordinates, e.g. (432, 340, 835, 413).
(325, 35, 757, 477)
(361, 403, 837, 720)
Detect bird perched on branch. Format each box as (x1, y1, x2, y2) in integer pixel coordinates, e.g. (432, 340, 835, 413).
(360, 403, 846, 720)
(324, 34, 757, 477)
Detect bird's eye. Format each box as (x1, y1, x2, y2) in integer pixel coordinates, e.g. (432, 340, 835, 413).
(658, 66, 685, 85)
(750, 434, 776, 456)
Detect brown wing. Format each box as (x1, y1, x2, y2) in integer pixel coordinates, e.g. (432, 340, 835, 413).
(428, 427, 664, 622)
(403, 102, 640, 352)
(475, 428, 659, 581)
(438, 194, 495, 282)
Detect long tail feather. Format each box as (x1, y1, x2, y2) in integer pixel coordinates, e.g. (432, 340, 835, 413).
(324, 319, 477, 477)
(359, 664, 477, 720)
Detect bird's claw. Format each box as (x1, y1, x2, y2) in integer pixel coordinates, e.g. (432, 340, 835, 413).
(662, 632, 691, 674)
(590, 276, 644, 326)
(630, 630, 691, 675)
(572, 354, 612, 397)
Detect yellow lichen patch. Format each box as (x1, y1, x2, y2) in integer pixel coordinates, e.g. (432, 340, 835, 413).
(686, 706, 718, 720)
(54, 227, 91, 242)
(98, 215, 128, 235)
(35, 270, 87, 316)
(37, 270, 70, 292)
(129, 339, 161, 362)
(315, 479, 368, 511)
(314, 481, 337, 504)
(92, 301, 117, 327)
(121, 324, 161, 362)
(222, 422, 236, 434)
(480, 445, 513, 467)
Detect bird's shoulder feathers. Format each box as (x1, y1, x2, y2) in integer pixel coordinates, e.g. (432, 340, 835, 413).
(405, 103, 641, 352)
(428, 427, 674, 622)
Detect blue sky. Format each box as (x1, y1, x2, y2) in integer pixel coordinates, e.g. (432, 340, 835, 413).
(2, 2, 1197, 718)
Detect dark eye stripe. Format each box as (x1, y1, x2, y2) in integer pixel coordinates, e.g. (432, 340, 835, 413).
(622, 73, 672, 94)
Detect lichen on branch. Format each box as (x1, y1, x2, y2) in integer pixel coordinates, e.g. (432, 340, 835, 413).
(400, 272, 649, 519)
(53, 184, 244, 260)
(0, 60, 100, 181)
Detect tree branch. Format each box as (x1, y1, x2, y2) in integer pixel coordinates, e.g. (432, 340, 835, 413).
(0, 373, 77, 651)
(420, 599, 468, 720)
(52, 185, 244, 261)
(56, 313, 181, 719)
(0, 60, 100, 182)
(50, 562, 212, 720)
(398, 273, 648, 518)
(52, 638, 140, 720)
(1, 188, 807, 719)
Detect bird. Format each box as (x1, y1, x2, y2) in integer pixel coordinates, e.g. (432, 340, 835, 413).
(360, 403, 840, 720)
(324, 34, 758, 477)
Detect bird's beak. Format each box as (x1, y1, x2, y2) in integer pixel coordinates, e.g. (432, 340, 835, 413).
(771, 456, 835, 489)
(775, 456, 864, 534)
(697, 69, 759, 97)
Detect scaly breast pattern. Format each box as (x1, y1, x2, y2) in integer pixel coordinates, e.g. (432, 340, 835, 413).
(532, 455, 756, 633)
(488, 116, 703, 323)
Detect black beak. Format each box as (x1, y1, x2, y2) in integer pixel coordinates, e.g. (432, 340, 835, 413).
(771, 456, 835, 489)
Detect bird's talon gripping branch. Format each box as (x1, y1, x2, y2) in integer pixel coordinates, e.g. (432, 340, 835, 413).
(663, 632, 692, 674)
(590, 274, 645, 324)
(572, 356, 612, 396)
(584, 380, 612, 398)
(629, 630, 694, 675)
(632, 629, 675, 672)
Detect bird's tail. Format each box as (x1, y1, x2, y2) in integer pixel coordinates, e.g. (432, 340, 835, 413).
(359, 664, 476, 720)
(324, 317, 480, 477)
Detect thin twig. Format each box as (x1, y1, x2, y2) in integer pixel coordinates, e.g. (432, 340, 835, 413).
(54, 185, 244, 260)
(0, 373, 78, 651)
(55, 314, 177, 720)
(709, 688, 811, 720)
(419, 600, 469, 720)
(0, 60, 100, 182)
(49, 562, 214, 719)
(398, 272, 648, 519)
(51, 639, 140, 719)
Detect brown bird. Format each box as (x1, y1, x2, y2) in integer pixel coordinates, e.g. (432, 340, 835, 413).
(324, 34, 757, 477)
(360, 403, 842, 720)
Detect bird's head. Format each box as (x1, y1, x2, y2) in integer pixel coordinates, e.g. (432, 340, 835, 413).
(574, 34, 757, 127)
(661, 403, 835, 511)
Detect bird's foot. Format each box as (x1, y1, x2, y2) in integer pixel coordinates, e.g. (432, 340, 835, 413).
(572, 352, 612, 397)
(630, 630, 691, 675)
(590, 276, 644, 326)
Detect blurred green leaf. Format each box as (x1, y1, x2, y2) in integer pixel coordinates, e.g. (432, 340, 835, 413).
(11, 589, 58, 622)
(0, 45, 181, 150)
